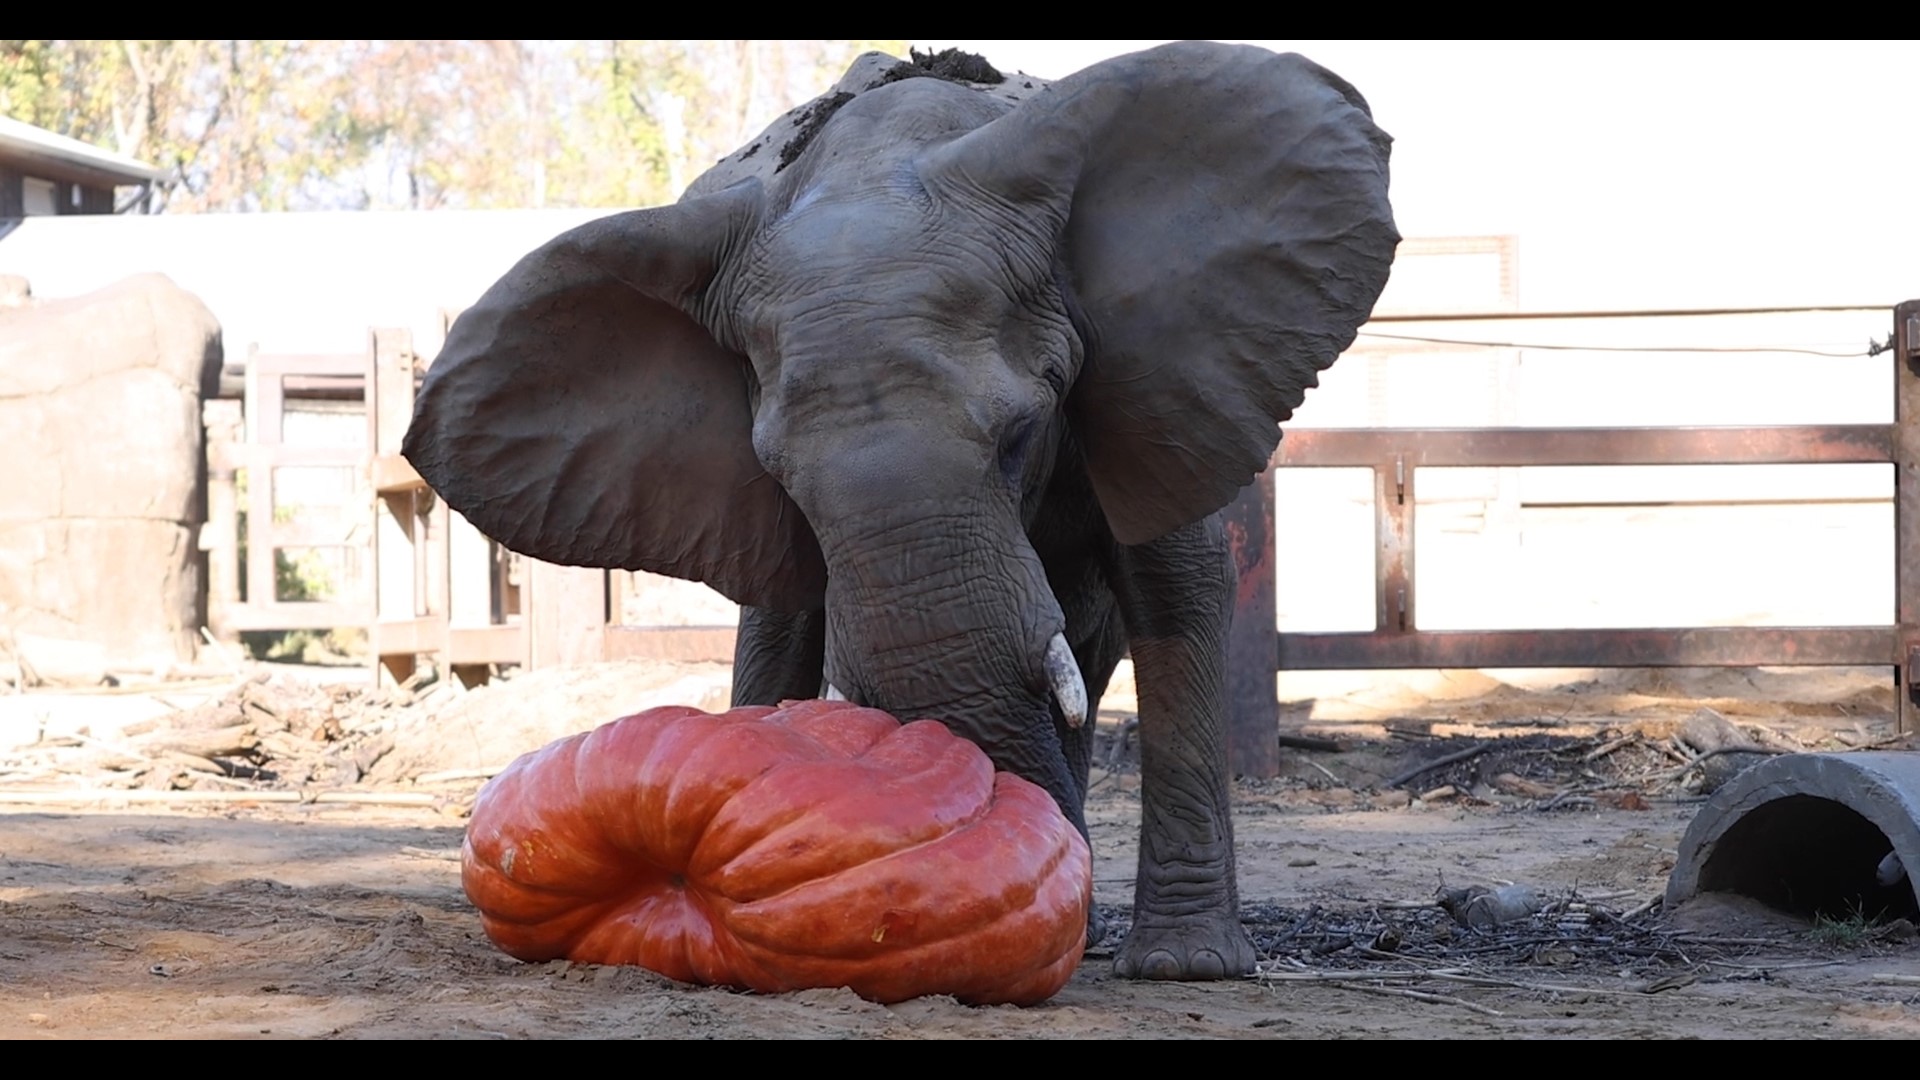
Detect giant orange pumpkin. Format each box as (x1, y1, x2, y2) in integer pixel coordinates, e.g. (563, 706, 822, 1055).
(461, 700, 1091, 1005)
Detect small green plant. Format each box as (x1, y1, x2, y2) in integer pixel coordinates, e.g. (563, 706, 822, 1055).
(1809, 902, 1884, 947)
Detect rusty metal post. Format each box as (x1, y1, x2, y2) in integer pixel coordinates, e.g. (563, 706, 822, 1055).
(1896, 301, 1920, 733)
(1375, 453, 1416, 635)
(1222, 464, 1279, 778)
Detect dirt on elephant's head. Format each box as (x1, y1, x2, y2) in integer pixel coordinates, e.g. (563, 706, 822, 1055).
(775, 49, 1005, 174)
(878, 48, 1005, 87)
(777, 91, 859, 171)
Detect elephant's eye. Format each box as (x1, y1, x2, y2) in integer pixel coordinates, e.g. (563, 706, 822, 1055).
(1041, 367, 1067, 398)
(999, 418, 1038, 487)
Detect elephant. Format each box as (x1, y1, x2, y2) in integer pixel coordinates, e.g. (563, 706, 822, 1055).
(403, 40, 1398, 981)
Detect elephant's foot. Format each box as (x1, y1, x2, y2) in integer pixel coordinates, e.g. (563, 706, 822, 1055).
(1086, 905, 1111, 949)
(1113, 909, 1256, 981)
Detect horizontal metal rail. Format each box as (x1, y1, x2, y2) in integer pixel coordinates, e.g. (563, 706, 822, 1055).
(1274, 425, 1895, 469)
(1279, 627, 1900, 671)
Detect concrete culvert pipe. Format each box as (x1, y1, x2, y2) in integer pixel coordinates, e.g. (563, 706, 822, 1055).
(1666, 752, 1920, 924)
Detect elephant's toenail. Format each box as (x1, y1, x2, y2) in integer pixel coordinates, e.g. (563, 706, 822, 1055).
(1140, 949, 1181, 980)
(1190, 949, 1226, 980)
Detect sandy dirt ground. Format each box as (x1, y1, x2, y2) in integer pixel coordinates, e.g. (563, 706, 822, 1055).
(4, 659, 1920, 1039)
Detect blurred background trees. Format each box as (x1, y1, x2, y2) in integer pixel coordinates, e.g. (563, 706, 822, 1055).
(0, 40, 906, 212)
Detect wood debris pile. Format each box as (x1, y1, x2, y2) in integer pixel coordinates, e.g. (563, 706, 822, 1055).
(0, 670, 452, 800)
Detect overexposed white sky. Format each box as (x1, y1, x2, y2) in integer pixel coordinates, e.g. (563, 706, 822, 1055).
(917, 40, 1916, 311)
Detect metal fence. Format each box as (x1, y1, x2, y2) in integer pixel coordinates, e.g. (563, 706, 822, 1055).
(1222, 300, 1918, 777)
(208, 302, 1920, 758)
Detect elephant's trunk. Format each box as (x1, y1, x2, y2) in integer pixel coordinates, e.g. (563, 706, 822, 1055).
(795, 440, 1087, 825)
(828, 632, 1083, 730)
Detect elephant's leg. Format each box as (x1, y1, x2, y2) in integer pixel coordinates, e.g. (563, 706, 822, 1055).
(1107, 514, 1256, 980)
(730, 606, 828, 706)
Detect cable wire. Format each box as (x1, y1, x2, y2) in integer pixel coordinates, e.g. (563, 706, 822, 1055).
(1355, 330, 1878, 358)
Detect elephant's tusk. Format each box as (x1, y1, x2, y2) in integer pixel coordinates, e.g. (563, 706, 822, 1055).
(824, 683, 850, 702)
(1879, 851, 1907, 888)
(1044, 633, 1087, 730)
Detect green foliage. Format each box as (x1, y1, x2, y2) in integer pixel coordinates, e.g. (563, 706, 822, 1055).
(588, 40, 907, 205)
(238, 547, 366, 665)
(240, 626, 368, 666)
(232, 469, 366, 665)
(274, 547, 334, 604)
(0, 39, 907, 212)
(1808, 902, 1885, 947)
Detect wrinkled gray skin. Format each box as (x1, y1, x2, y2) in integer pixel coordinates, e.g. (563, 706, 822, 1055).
(403, 42, 1398, 981)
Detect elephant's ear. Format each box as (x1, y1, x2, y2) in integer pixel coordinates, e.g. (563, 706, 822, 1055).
(402, 184, 828, 611)
(923, 42, 1398, 546)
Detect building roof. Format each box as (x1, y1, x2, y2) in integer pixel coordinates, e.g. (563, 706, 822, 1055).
(0, 116, 163, 188)
(0, 207, 625, 359)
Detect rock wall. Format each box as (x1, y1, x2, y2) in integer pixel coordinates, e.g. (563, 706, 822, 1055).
(0, 274, 222, 680)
